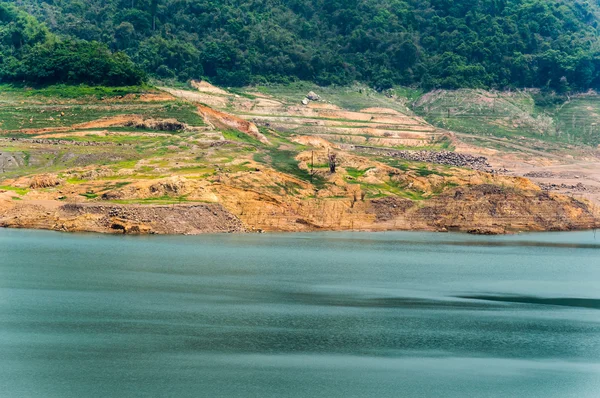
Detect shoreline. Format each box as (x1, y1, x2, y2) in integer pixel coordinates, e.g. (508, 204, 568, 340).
(1, 224, 599, 240)
(1, 202, 598, 236)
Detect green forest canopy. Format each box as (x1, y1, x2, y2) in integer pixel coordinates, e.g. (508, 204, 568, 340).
(0, 3, 145, 85)
(3, 0, 600, 91)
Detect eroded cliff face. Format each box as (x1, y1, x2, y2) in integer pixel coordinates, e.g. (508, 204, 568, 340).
(1, 179, 597, 235)
(212, 185, 599, 235)
(0, 202, 245, 234)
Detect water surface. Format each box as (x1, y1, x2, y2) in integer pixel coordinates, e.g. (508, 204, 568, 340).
(1, 229, 599, 397)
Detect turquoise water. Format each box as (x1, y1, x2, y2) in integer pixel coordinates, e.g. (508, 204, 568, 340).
(1, 229, 599, 397)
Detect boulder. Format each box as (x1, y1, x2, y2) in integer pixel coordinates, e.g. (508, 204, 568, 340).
(306, 91, 320, 101)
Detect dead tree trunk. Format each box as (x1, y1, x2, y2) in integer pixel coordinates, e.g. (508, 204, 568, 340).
(328, 151, 337, 173)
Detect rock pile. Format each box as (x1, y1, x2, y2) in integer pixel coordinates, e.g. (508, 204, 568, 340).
(353, 146, 491, 170)
(524, 171, 555, 178)
(538, 182, 593, 192)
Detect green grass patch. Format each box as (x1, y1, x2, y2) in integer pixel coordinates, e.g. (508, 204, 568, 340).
(110, 160, 138, 170)
(0, 100, 203, 132)
(0, 185, 29, 195)
(169, 166, 214, 174)
(254, 148, 324, 188)
(414, 166, 450, 177)
(253, 81, 414, 114)
(65, 178, 87, 184)
(0, 84, 152, 99)
(345, 167, 374, 178)
(227, 88, 257, 99)
(222, 129, 263, 145)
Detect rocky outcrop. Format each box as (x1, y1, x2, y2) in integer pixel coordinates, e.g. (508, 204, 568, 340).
(1, 183, 598, 235)
(0, 151, 26, 173)
(415, 186, 599, 234)
(0, 202, 246, 235)
(214, 184, 600, 234)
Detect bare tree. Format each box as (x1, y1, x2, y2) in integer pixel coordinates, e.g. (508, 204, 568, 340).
(328, 150, 337, 173)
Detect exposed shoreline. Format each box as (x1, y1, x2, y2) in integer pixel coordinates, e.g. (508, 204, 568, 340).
(2, 190, 598, 236)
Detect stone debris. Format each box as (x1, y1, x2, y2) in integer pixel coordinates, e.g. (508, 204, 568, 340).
(538, 182, 595, 192)
(524, 171, 555, 178)
(58, 203, 246, 234)
(353, 146, 492, 171)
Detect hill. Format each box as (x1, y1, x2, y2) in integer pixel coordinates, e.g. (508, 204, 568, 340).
(9, 0, 600, 91)
(0, 82, 598, 234)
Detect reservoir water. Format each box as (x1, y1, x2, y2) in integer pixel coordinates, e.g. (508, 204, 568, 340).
(1, 228, 599, 397)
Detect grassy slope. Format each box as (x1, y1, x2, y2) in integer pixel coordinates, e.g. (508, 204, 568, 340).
(0, 85, 206, 179)
(252, 82, 420, 114)
(412, 88, 600, 148)
(0, 85, 204, 132)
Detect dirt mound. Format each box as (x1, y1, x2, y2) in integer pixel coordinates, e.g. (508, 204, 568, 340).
(370, 197, 415, 221)
(197, 105, 270, 145)
(416, 187, 598, 234)
(149, 176, 190, 196)
(190, 80, 230, 95)
(29, 174, 61, 189)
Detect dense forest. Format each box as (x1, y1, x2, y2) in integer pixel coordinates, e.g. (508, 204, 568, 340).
(0, 3, 145, 85)
(3, 0, 600, 90)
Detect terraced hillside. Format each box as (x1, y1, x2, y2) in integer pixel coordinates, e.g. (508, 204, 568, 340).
(0, 83, 598, 235)
(163, 82, 445, 150)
